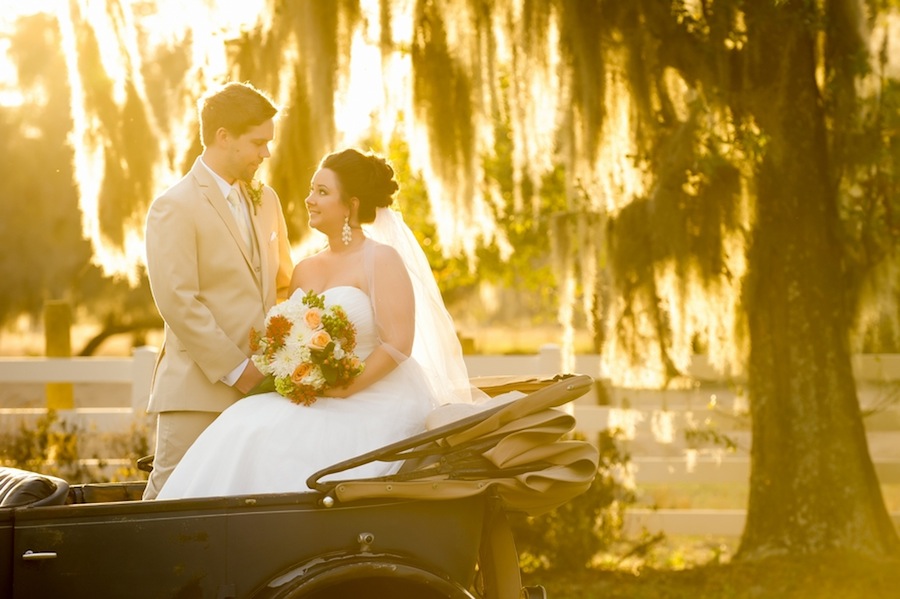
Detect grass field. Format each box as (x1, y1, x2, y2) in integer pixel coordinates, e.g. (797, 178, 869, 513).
(520, 477, 900, 598)
(523, 553, 900, 598)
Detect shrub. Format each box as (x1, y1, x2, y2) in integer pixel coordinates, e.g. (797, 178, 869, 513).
(0, 409, 149, 483)
(510, 430, 637, 571)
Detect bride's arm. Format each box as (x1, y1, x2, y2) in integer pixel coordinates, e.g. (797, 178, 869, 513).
(322, 246, 414, 398)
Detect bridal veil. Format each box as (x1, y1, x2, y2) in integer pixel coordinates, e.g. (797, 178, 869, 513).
(364, 207, 476, 406)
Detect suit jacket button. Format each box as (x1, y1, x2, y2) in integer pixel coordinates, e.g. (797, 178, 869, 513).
(255, 266, 261, 272)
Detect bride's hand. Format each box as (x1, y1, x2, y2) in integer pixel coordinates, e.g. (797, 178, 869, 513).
(322, 385, 352, 399)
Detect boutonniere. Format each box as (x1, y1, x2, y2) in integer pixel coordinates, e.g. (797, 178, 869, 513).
(242, 179, 264, 214)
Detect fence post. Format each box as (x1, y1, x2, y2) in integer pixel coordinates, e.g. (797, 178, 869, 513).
(131, 346, 158, 414)
(44, 299, 74, 409)
(594, 378, 611, 405)
(538, 344, 562, 375)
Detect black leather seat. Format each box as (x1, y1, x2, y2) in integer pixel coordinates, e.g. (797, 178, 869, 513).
(0, 467, 69, 508)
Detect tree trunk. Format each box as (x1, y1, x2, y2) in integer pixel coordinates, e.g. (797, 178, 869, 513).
(739, 2, 899, 558)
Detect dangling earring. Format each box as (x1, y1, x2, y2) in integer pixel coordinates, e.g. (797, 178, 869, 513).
(341, 215, 352, 246)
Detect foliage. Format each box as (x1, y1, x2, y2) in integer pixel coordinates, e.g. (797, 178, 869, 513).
(476, 109, 573, 327)
(71, 265, 163, 355)
(106, 420, 152, 483)
(0, 409, 101, 483)
(510, 431, 637, 572)
(837, 74, 900, 352)
(562, 0, 900, 558)
(0, 409, 150, 484)
(361, 132, 566, 326)
(370, 134, 479, 308)
(0, 13, 91, 327)
(0, 14, 161, 352)
(410, 0, 476, 219)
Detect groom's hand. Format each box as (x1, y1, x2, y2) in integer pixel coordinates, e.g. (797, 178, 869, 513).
(234, 362, 265, 395)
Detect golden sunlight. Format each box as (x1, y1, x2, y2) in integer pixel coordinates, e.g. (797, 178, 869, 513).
(334, 0, 389, 146)
(1, 1, 675, 381)
(0, 1, 64, 106)
(2, 0, 273, 281)
(7, 0, 579, 280)
(0, 1, 681, 378)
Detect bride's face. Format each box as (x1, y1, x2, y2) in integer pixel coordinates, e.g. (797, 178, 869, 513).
(306, 168, 346, 235)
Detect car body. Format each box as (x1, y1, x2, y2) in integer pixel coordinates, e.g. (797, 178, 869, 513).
(1, 374, 596, 599)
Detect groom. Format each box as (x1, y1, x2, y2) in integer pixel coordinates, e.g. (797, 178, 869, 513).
(142, 81, 293, 499)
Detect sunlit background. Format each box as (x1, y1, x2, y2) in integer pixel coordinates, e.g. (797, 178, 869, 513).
(4, 1, 900, 574)
(0, 0, 609, 372)
(3, 1, 900, 387)
(1, 0, 522, 270)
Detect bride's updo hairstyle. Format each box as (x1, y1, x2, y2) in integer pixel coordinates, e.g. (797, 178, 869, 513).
(320, 149, 398, 224)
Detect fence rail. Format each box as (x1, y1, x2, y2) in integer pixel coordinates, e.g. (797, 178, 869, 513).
(2, 347, 900, 536)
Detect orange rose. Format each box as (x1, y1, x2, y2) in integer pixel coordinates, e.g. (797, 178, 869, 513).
(308, 330, 332, 350)
(303, 307, 322, 329)
(291, 362, 313, 383)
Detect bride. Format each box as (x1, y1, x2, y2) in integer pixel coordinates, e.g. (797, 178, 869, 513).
(156, 148, 474, 499)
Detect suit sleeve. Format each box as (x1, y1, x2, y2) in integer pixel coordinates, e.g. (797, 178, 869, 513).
(145, 193, 248, 383)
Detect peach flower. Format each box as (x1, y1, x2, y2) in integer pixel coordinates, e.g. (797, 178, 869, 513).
(303, 307, 322, 329)
(308, 330, 332, 350)
(291, 362, 313, 383)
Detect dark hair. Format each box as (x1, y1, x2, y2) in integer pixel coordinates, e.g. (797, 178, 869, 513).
(319, 149, 398, 223)
(198, 82, 278, 147)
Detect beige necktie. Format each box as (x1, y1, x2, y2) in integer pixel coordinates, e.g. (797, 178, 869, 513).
(226, 187, 253, 251)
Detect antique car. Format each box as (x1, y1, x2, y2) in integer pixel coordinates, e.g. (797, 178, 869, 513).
(0, 374, 597, 599)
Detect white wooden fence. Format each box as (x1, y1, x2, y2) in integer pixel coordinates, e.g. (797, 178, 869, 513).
(2, 346, 899, 537)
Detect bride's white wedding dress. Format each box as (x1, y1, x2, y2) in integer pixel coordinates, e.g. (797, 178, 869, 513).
(157, 286, 438, 499)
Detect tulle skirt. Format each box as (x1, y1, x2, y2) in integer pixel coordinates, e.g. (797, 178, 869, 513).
(157, 359, 436, 499)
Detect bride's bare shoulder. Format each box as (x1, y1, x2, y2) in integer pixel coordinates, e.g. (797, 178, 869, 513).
(369, 243, 409, 285)
(370, 241, 403, 265)
(290, 250, 329, 289)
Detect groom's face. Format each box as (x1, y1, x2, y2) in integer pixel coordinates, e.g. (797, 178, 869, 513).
(225, 118, 275, 182)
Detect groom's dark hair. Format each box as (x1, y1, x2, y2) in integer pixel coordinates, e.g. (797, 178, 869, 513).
(198, 81, 278, 147)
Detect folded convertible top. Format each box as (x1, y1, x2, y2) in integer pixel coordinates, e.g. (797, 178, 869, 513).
(307, 373, 599, 516)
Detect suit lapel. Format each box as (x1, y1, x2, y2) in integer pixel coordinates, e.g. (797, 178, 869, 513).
(190, 158, 263, 288)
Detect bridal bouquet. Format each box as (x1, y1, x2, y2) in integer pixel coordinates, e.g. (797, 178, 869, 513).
(249, 289, 364, 406)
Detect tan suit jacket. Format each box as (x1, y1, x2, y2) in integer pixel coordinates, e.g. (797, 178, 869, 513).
(145, 157, 293, 414)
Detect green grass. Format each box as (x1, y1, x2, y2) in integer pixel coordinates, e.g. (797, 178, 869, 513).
(636, 481, 749, 510)
(523, 553, 900, 598)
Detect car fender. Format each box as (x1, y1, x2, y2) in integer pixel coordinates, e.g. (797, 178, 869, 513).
(251, 551, 477, 599)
